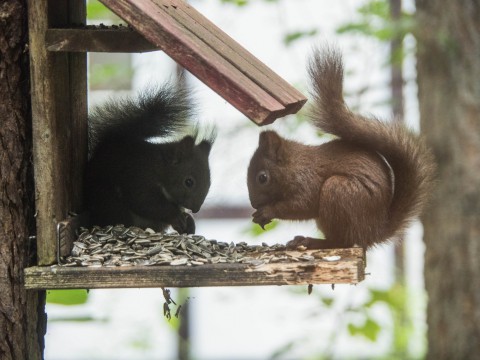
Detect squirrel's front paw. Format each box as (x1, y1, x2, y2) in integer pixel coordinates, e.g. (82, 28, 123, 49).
(252, 208, 273, 229)
(286, 236, 308, 250)
(286, 236, 336, 250)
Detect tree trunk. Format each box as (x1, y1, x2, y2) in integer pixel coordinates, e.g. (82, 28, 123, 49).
(0, 1, 46, 359)
(390, 0, 404, 123)
(389, 0, 406, 281)
(416, 1, 480, 358)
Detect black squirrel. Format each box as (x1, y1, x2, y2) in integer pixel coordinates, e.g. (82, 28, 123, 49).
(85, 84, 215, 234)
(247, 46, 436, 250)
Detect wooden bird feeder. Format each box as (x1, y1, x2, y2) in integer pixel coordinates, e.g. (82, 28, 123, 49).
(24, 0, 366, 290)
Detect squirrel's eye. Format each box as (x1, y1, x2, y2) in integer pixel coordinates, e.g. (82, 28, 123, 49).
(257, 170, 269, 185)
(184, 177, 195, 188)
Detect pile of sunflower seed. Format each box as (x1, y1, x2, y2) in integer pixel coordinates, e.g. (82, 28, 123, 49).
(60, 225, 316, 268)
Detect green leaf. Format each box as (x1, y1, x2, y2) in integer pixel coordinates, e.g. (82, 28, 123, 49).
(220, 0, 280, 5)
(49, 316, 106, 322)
(89, 62, 133, 90)
(358, 0, 389, 18)
(365, 285, 407, 311)
(348, 318, 381, 342)
(243, 220, 279, 237)
(46, 289, 89, 305)
(365, 289, 391, 308)
(336, 0, 414, 43)
(337, 23, 374, 36)
(283, 29, 318, 46)
(321, 297, 334, 307)
(270, 340, 297, 359)
(220, 0, 249, 6)
(87, 0, 115, 20)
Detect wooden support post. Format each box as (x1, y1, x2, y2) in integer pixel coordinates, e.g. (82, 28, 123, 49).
(29, 0, 87, 265)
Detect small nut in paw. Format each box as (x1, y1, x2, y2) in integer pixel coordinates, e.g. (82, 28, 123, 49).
(252, 209, 272, 229)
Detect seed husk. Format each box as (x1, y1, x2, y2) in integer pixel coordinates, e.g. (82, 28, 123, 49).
(60, 224, 311, 268)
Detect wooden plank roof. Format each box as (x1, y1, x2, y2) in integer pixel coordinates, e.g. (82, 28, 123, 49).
(98, 0, 307, 125)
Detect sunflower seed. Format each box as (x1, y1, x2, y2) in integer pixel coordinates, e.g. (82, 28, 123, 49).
(170, 258, 188, 266)
(62, 224, 316, 268)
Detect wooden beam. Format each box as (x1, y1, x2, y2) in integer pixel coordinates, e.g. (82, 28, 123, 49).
(28, 0, 87, 265)
(24, 248, 365, 289)
(98, 0, 307, 125)
(46, 28, 159, 53)
(158, 0, 306, 114)
(99, 0, 286, 124)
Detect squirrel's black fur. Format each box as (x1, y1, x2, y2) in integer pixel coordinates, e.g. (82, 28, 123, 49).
(85, 84, 215, 234)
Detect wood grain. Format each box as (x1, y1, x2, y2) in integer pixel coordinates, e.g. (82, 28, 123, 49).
(28, 0, 87, 265)
(98, 0, 306, 124)
(46, 28, 159, 53)
(24, 248, 365, 289)
(157, 0, 306, 113)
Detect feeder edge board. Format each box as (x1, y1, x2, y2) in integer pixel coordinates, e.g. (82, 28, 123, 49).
(24, 248, 366, 289)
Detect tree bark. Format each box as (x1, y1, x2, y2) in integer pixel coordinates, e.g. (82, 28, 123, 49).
(416, 0, 480, 358)
(389, 0, 406, 283)
(390, 0, 404, 123)
(0, 1, 46, 359)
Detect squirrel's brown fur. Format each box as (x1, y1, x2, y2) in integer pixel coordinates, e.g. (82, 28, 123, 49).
(247, 46, 436, 249)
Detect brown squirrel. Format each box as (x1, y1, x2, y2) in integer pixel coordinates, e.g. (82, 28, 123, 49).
(247, 46, 436, 250)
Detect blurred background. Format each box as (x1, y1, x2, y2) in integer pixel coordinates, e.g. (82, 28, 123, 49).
(45, 0, 428, 359)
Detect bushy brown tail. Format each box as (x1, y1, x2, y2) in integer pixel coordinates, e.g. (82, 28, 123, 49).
(308, 46, 436, 242)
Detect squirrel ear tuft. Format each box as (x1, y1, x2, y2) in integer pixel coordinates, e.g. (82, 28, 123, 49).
(169, 136, 195, 164)
(259, 131, 285, 162)
(197, 140, 212, 156)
